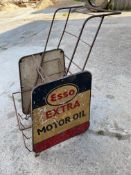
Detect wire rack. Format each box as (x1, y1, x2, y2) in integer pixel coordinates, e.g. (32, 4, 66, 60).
(12, 5, 121, 155)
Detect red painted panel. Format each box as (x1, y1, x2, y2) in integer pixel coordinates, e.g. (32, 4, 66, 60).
(33, 121, 90, 153)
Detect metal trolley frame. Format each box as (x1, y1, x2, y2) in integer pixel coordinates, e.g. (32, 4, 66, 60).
(12, 5, 120, 155)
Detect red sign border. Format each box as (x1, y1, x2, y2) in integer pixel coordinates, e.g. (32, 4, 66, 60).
(33, 121, 90, 153)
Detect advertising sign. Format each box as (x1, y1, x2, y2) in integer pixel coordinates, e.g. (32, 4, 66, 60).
(32, 71, 92, 153)
(19, 49, 65, 114)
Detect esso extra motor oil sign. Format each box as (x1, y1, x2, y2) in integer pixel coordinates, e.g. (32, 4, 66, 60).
(32, 71, 92, 153)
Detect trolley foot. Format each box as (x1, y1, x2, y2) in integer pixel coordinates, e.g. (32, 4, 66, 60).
(35, 153, 40, 157)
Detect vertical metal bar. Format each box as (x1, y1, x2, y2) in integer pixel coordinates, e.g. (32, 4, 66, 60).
(22, 130, 32, 152)
(12, 93, 22, 131)
(82, 16, 104, 70)
(67, 15, 104, 73)
(43, 6, 83, 54)
(66, 17, 91, 73)
(43, 10, 59, 53)
(57, 8, 71, 48)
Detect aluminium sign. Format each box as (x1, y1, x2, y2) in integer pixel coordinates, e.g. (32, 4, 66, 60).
(32, 71, 92, 153)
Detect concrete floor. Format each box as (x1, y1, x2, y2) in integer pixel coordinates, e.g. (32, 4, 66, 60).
(0, 7, 131, 175)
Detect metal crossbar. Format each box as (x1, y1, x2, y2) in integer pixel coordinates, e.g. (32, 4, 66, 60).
(64, 30, 91, 47)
